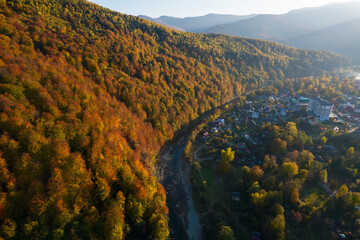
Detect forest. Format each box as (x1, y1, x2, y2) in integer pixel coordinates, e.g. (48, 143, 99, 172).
(0, 0, 353, 239)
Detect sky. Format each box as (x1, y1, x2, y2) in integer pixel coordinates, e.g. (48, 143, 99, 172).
(87, 0, 355, 18)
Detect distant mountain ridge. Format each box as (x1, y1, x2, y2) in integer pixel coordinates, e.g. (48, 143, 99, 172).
(207, 2, 360, 44)
(287, 18, 360, 61)
(139, 13, 257, 32)
(138, 15, 186, 31)
(142, 1, 360, 61)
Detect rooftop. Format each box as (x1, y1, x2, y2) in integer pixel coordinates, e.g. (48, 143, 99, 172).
(312, 96, 333, 106)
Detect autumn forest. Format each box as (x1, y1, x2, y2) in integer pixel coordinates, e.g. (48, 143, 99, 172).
(0, 0, 354, 239)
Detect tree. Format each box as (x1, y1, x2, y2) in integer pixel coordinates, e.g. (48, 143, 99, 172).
(271, 203, 284, 216)
(291, 211, 303, 223)
(0, 219, 16, 239)
(103, 192, 126, 240)
(286, 122, 298, 137)
(248, 181, 261, 195)
(320, 169, 328, 183)
(299, 150, 314, 167)
(251, 189, 267, 208)
(337, 184, 348, 197)
(346, 147, 355, 162)
(290, 187, 300, 204)
(263, 155, 278, 172)
(240, 166, 251, 183)
(297, 169, 309, 181)
(220, 147, 235, 174)
(250, 166, 264, 182)
(269, 214, 285, 240)
(218, 225, 235, 240)
(321, 136, 327, 145)
(281, 162, 298, 178)
(270, 138, 287, 155)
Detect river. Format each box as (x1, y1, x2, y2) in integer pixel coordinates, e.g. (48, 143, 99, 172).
(156, 93, 258, 239)
(158, 133, 202, 240)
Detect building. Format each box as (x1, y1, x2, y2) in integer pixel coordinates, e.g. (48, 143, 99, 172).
(252, 112, 259, 119)
(298, 97, 310, 107)
(280, 108, 286, 116)
(308, 97, 334, 121)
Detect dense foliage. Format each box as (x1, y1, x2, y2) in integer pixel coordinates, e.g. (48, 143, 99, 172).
(0, 0, 352, 239)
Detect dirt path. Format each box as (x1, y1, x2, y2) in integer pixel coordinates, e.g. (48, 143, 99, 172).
(194, 144, 214, 161)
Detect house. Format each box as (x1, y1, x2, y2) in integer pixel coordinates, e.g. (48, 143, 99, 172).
(252, 112, 259, 119)
(211, 127, 218, 133)
(252, 231, 262, 240)
(216, 118, 225, 126)
(323, 145, 336, 154)
(232, 192, 240, 201)
(298, 97, 310, 107)
(280, 108, 286, 116)
(308, 97, 334, 121)
(334, 127, 339, 133)
(342, 101, 355, 109)
(264, 105, 271, 113)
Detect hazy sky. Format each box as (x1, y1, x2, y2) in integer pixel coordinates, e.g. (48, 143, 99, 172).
(88, 0, 355, 18)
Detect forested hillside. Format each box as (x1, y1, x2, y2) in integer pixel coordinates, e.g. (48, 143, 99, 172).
(0, 0, 352, 239)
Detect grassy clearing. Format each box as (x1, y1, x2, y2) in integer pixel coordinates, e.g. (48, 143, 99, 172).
(301, 185, 326, 207)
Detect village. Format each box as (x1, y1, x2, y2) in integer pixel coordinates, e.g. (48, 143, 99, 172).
(194, 87, 360, 166)
(189, 83, 360, 240)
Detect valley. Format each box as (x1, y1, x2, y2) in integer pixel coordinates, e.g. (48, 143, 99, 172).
(0, 0, 359, 239)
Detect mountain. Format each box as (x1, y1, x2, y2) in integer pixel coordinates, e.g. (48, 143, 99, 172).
(0, 0, 351, 239)
(206, 14, 312, 41)
(288, 18, 360, 61)
(138, 15, 185, 31)
(139, 13, 257, 32)
(207, 2, 360, 41)
(284, 1, 360, 29)
(140, 2, 360, 61)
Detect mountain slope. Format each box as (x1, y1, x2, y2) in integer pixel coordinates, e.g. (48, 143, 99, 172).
(206, 14, 312, 41)
(207, 2, 360, 41)
(0, 0, 352, 239)
(288, 18, 360, 61)
(140, 13, 257, 32)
